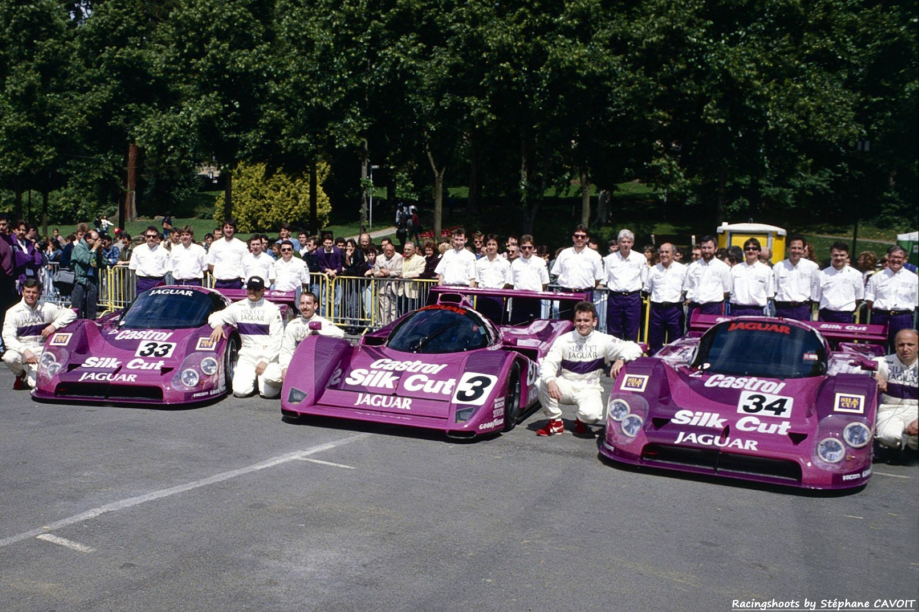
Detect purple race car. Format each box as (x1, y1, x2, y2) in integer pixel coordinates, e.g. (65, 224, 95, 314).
(281, 287, 587, 439)
(33, 286, 295, 405)
(601, 313, 886, 490)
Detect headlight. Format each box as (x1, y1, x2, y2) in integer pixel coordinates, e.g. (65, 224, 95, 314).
(842, 423, 871, 449)
(180, 368, 200, 387)
(40, 352, 57, 369)
(621, 414, 644, 437)
(40, 351, 65, 376)
(200, 357, 219, 376)
(817, 437, 845, 463)
(608, 398, 630, 422)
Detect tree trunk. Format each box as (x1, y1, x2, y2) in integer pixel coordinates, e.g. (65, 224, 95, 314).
(360, 140, 369, 233)
(125, 143, 139, 222)
(716, 167, 726, 226)
(580, 169, 590, 226)
(426, 142, 445, 240)
(223, 170, 232, 222)
(41, 190, 49, 237)
(467, 136, 479, 215)
(309, 161, 318, 234)
(14, 188, 22, 221)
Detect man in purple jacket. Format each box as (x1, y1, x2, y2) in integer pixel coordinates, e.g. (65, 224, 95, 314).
(316, 233, 343, 317)
(0, 214, 17, 355)
(10, 219, 44, 291)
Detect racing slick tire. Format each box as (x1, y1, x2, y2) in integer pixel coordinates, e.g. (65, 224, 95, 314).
(502, 364, 522, 432)
(224, 334, 240, 392)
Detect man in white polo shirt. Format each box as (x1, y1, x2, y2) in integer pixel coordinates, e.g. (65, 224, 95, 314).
(812, 241, 864, 323)
(643, 243, 687, 354)
(866, 246, 918, 350)
(683, 235, 732, 320)
(435, 227, 476, 287)
(273, 240, 309, 294)
(129, 225, 170, 293)
(729, 237, 774, 316)
(242, 234, 276, 286)
(207, 219, 249, 289)
(773, 234, 819, 320)
(474, 234, 511, 289)
(603, 229, 648, 341)
(551, 223, 603, 319)
(169, 226, 208, 286)
(509, 234, 549, 324)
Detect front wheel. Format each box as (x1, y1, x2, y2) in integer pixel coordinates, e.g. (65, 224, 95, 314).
(502, 365, 522, 432)
(223, 334, 240, 393)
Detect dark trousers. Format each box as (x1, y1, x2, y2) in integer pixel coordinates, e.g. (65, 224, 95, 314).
(607, 292, 641, 341)
(818, 309, 854, 323)
(775, 304, 811, 321)
(214, 278, 242, 290)
(0, 277, 17, 352)
(136, 276, 165, 293)
(872, 311, 915, 351)
(72, 280, 99, 320)
(648, 304, 684, 354)
(730, 305, 766, 317)
(175, 278, 203, 286)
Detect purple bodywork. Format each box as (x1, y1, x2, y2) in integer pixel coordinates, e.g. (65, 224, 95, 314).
(281, 287, 586, 438)
(33, 286, 296, 405)
(601, 313, 885, 490)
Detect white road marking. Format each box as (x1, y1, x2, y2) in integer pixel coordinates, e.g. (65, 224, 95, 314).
(0, 434, 368, 550)
(873, 471, 911, 479)
(35, 534, 95, 553)
(297, 458, 355, 469)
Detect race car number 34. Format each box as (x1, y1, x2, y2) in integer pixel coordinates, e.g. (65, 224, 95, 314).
(737, 391, 793, 418)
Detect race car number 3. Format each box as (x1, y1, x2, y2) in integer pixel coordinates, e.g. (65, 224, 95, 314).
(452, 372, 498, 406)
(135, 341, 176, 359)
(737, 391, 793, 418)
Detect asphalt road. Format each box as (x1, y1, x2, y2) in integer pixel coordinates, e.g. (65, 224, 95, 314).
(1, 368, 916, 612)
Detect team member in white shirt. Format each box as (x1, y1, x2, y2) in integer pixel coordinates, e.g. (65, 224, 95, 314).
(279, 292, 345, 381)
(169, 226, 208, 286)
(729, 237, 774, 316)
(874, 329, 918, 454)
(682, 235, 732, 320)
(643, 243, 687, 353)
(208, 276, 284, 398)
(812, 242, 864, 323)
(207, 219, 249, 289)
(374, 242, 404, 325)
(866, 246, 918, 350)
(399, 241, 427, 309)
(129, 225, 171, 293)
(603, 229, 648, 341)
(773, 235, 819, 320)
(273, 240, 309, 293)
(2, 279, 76, 389)
(474, 234, 511, 289)
(509, 235, 549, 323)
(435, 227, 476, 287)
(536, 301, 642, 437)
(242, 235, 276, 285)
(551, 223, 604, 319)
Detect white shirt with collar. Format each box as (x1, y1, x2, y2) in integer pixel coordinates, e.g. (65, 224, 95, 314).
(773, 258, 819, 302)
(683, 257, 732, 304)
(435, 248, 476, 286)
(813, 265, 864, 312)
(273, 257, 309, 292)
(129, 242, 170, 277)
(865, 267, 918, 311)
(242, 252, 277, 284)
(475, 256, 511, 289)
(602, 250, 648, 292)
(170, 242, 208, 280)
(730, 260, 775, 306)
(644, 261, 687, 303)
(207, 237, 249, 281)
(2, 298, 77, 355)
(510, 255, 549, 291)
(551, 246, 604, 289)
(279, 314, 345, 369)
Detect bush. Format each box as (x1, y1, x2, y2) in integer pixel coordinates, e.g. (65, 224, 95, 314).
(216, 162, 332, 232)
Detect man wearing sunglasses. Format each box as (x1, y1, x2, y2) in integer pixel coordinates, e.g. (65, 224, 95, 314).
(273, 240, 309, 293)
(509, 234, 549, 323)
(169, 226, 208, 286)
(129, 226, 170, 293)
(550, 224, 604, 319)
(728, 238, 774, 316)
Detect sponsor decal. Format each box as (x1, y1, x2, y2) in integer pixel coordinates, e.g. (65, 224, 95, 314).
(126, 358, 165, 370)
(493, 398, 506, 409)
(195, 337, 217, 351)
(149, 288, 193, 297)
(403, 373, 456, 395)
(673, 410, 792, 435)
(736, 416, 792, 435)
(526, 362, 539, 386)
(803, 352, 819, 361)
(478, 418, 503, 431)
(727, 321, 790, 334)
(704, 374, 787, 394)
(674, 431, 758, 450)
(49, 333, 72, 347)
(83, 357, 122, 369)
(452, 372, 498, 406)
(841, 467, 872, 482)
(492, 407, 505, 418)
(135, 341, 176, 359)
(346, 360, 453, 393)
(421, 304, 467, 315)
(346, 369, 401, 391)
(192, 391, 209, 398)
(621, 374, 649, 393)
(737, 391, 793, 419)
(78, 372, 137, 382)
(368, 359, 448, 374)
(818, 323, 870, 331)
(834, 393, 865, 414)
(354, 393, 412, 410)
(115, 330, 173, 342)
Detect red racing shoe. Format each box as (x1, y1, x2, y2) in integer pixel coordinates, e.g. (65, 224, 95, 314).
(13, 375, 27, 390)
(573, 418, 590, 435)
(536, 419, 565, 436)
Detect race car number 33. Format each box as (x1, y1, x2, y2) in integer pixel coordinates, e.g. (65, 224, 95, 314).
(452, 372, 498, 406)
(737, 391, 793, 418)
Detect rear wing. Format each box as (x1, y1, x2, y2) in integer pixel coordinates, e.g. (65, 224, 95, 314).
(427, 286, 588, 325)
(688, 311, 889, 345)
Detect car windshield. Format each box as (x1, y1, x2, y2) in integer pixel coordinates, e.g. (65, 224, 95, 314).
(387, 305, 492, 353)
(120, 288, 223, 329)
(693, 320, 827, 378)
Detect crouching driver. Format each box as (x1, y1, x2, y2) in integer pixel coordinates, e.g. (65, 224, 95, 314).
(280, 291, 345, 381)
(209, 276, 284, 398)
(875, 328, 918, 455)
(536, 301, 643, 436)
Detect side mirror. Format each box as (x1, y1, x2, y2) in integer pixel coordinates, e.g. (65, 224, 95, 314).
(853, 359, 878, 372)
(309, 321, 322, 331)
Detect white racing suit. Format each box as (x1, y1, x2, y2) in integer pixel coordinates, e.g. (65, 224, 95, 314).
(2, 299, 76, 388)
(279, 314, 345, 372)
(874, 355, 918, 450)
(209, 298, 284, 398)
(538, 329, 643, 424)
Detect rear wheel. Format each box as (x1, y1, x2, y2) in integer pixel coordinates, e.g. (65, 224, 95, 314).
(502, 365, 522, 432)
(223, 335, 240, 393)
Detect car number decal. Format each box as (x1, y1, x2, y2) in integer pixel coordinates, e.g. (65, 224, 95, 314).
(737, 391, 793, 418)
(135, 341, 176, 359)
(453, 372, 498, 406)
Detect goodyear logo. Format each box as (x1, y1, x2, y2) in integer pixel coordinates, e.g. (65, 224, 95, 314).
(834, 393, 864, 414)
(49, 333, 72, 347)
(195, 337, 217, 351)
(621, 374, 649, 393)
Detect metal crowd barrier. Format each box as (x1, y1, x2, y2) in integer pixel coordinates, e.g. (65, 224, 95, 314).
(328, 276, 437, 331)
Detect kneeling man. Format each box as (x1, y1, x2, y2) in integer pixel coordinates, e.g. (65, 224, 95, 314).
(280, 291, 345, 381)
(537, 301, 643, 436)
(3, 278, 76, 389)
(875, 328, 918, 453)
